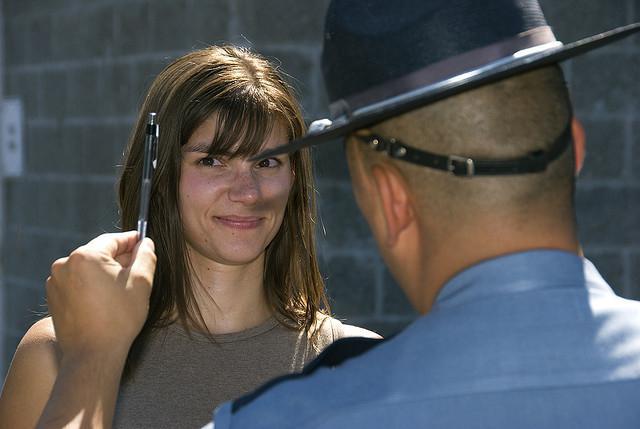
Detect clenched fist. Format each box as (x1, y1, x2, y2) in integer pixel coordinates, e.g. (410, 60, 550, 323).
(45, 231, 157, 357)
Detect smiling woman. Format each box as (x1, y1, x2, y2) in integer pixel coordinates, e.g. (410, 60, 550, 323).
(0, 45, 379, 429)
(116, 47, 380, 427)
(179, 118, 292, 269)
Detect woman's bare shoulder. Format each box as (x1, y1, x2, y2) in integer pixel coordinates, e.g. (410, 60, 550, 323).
(20, 317, 59, 349)
(8, 316, 61, 379)
(0, 317, 61, 428)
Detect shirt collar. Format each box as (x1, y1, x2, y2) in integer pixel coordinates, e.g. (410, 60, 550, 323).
(433, 250, 612, 310)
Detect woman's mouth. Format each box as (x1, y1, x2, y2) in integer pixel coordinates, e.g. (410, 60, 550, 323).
(214, 216, 264, 230)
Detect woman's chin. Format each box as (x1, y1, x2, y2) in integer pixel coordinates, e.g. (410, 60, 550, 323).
(215, 253, 264, 267)
(189, 246, 266, 268)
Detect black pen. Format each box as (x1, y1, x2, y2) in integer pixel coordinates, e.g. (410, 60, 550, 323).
(137, 112, 159, 240)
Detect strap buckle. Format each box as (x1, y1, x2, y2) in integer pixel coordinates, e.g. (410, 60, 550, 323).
(367, 136, 407, 159)
(447, 155, 475, 177)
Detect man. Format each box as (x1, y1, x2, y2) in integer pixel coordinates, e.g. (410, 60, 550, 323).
(38, 0, 640, 428)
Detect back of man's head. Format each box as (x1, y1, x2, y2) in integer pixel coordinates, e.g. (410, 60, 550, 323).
(355, 65, 576, 231)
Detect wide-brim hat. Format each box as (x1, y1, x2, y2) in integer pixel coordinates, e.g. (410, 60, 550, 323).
(258, 0, 639, 168)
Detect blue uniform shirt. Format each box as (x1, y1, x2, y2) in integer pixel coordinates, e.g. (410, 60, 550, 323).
(212, 250, 640, 428)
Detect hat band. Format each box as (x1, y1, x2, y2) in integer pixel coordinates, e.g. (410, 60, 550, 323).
(330, 26, 561, 121)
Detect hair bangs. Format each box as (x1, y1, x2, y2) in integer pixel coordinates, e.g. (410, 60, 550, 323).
(205, 92, 287, 159)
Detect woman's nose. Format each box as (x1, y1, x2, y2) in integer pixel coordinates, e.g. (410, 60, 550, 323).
(228, 169, 260, 204)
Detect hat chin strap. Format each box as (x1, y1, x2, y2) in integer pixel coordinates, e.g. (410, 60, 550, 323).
(355, 118, 572, 177)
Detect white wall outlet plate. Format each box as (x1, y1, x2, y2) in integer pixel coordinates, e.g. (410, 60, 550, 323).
(1, 99, 24, 177)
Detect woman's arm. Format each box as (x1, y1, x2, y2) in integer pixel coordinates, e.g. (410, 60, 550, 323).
(0, 317, 60, 429)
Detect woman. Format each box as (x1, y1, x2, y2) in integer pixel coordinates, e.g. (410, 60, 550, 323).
(0, 45, 378, 428)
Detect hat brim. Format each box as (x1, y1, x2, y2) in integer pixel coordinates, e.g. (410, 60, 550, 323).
(255, 22, 640, 160)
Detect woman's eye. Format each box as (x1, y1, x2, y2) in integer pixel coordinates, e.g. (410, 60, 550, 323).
(256, 158, 281, 168)
(199, 157, 223, 167)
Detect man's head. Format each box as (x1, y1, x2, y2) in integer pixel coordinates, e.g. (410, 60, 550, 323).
(253, 0, 636, 311)
(345, 65, 584, 311)
(348, 64, 574, 221)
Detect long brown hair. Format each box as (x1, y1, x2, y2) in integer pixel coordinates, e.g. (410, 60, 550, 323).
(118, 46, 328, 379)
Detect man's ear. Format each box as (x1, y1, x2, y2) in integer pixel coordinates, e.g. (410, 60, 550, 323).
(571, 117, 586, 175)
(370, 164, 415, 247)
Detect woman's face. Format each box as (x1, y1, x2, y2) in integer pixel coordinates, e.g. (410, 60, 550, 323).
(179, 116, 293, 267)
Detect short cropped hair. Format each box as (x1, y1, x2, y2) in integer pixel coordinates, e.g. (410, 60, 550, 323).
(354, 65, 575, 224)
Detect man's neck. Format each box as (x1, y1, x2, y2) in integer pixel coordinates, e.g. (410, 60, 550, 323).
(413, 214, 580, 314)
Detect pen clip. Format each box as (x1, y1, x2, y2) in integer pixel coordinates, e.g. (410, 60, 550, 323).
(152, 128, 159, 170)
(146, 117, 159, 170)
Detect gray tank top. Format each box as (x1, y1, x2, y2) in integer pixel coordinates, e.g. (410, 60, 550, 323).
(113, 315, 348, 428)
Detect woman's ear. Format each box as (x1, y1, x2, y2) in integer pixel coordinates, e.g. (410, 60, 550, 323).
(370, 164, 415, 248)
(571, 117, 586, 175)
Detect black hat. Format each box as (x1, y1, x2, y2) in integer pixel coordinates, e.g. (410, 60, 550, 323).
(259, 0, 639, 176)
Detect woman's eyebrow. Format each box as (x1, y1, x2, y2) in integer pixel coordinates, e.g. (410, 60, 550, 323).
(183, 142, 213, 153)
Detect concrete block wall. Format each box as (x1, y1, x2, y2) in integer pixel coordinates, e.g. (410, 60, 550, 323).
(553, 2, 640, 301)
(1, 0, 638, 378)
